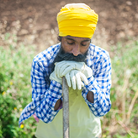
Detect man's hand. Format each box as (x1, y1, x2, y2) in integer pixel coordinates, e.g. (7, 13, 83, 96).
(54, 61, 84, 78)
(50, 61, 93, 88)
(65, 70, 88, 90)
(50, 70, 62, 83)
(55, 61, 93, 79)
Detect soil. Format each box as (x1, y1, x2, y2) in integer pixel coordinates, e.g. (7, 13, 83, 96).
(0, 0, 138, 49)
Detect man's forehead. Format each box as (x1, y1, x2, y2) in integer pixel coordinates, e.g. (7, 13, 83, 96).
(65, 35, 91, 41)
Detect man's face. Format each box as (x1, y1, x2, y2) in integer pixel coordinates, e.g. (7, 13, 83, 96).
(51, 36, 91, 71)
(61, 36, 91, 56)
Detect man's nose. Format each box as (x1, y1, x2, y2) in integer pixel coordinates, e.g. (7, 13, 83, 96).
(71, 44, 81, 56)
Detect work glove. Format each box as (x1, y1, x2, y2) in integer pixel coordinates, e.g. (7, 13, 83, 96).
(50, 69, 88, 90)
(55, 61, 93, 79)
(50, 61, 77, 83)
(54, 61, 84, 78)
(65, 70, 88, 90)
(50, 60, 93, 87)
(50, 70, 62, 84)
(80, 63, 93, 78)
(50, 60, 83, 84)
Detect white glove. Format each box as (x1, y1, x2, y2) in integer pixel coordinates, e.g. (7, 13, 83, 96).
(50, 70, 62, 83)
(65, 70, 88, 90)
(54, 61, 84, 78)
(80, 63, 93, 78)
(50, 60, 83, 84)
(50, 61, 93, 86)
(55, 61, 93, 79)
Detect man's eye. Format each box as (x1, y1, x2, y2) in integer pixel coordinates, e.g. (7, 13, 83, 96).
(67, 42, 75, 45)
(81, 43, 87, 46)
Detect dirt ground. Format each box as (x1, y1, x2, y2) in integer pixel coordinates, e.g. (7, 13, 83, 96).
(0, 0, 138, 50)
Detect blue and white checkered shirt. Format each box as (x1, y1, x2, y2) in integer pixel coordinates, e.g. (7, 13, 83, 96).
(19, 43, 112, 126)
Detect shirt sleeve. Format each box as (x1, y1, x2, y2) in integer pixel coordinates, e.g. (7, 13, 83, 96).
(82, 55, 112, 117)
(19, 60, 62, 125)
(31, 61, 63, 123)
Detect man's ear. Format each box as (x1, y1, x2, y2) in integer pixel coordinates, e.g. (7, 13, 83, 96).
(58, 36, 62, 42)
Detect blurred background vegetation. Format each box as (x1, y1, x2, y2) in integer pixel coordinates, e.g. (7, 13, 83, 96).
(0, 0, 138, 138)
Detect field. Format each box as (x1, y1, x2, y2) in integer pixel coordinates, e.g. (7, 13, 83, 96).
(0, 0, 138, 137)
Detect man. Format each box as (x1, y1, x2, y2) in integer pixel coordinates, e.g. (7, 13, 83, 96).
(19, 3, 112, 138)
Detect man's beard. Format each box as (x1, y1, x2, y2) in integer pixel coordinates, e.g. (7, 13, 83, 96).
(51, 46, 88, 72)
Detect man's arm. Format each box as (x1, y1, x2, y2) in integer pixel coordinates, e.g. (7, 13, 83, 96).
(87, 91, 94, 103)
(19, 60, 62, 125)
(54, 99, 62, 110)
(82, 55, 112, 117)
(31, 61, 63, 122)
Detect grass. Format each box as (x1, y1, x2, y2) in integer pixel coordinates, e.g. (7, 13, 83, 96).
(0, 42, 37, 137)
(102, 39, 138, 137)
(0, 31, 138, 137)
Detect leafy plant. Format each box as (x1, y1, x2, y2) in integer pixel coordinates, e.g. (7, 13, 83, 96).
(1, 31, 138, 138)
(102, 39, 138, 137)
(0, 39, 37, 138)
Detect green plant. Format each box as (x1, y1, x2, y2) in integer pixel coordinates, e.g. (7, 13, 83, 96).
(0, 39, 37, 138)
(102, 39, 138, 137)
(1, 31, 138, 138)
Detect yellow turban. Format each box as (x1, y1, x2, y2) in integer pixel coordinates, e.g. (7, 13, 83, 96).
(57, 3, 98, 39)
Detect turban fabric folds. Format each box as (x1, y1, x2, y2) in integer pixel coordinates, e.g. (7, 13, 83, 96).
(57, 3, 98, 39)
